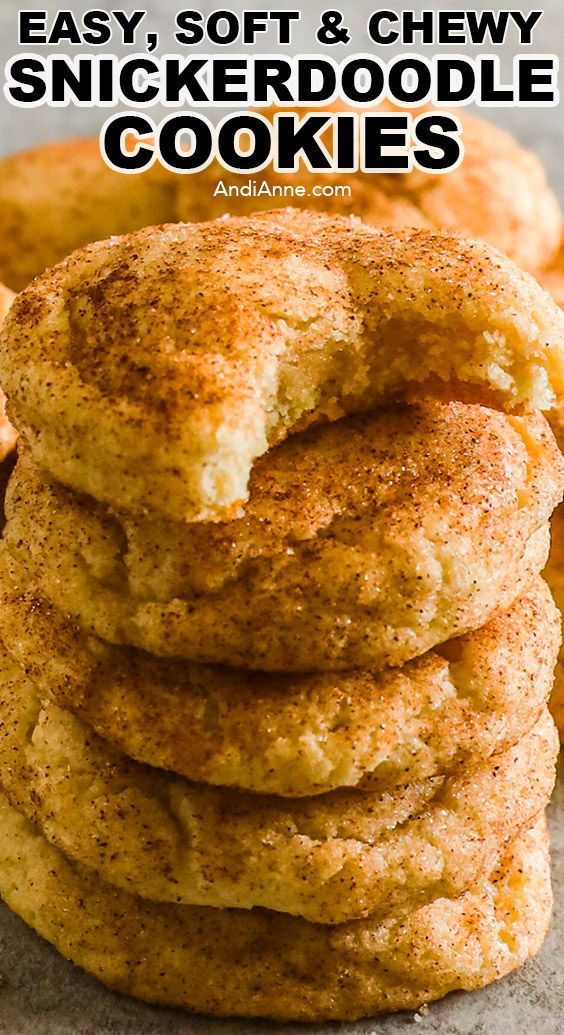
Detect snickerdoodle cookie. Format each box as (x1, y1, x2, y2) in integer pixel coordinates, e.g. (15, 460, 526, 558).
(4, 400, 561, 670)
(0, 554, 557, 796)
(0, 643, 556, 924)
(0, 793, 551, 1021)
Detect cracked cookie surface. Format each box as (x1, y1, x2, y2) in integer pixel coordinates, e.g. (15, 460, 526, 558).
(0, 642, 557, 924)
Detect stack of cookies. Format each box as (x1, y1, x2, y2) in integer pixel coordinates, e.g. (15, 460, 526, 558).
(0, 104, 562, 298)
(0, 211, 563, 1022)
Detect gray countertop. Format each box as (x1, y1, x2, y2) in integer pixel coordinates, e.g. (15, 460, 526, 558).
(0, 1, 563, 1031)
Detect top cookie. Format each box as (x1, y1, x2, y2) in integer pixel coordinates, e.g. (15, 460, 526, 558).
(2, 211, 564, 521)
(178, 107, 562, 280)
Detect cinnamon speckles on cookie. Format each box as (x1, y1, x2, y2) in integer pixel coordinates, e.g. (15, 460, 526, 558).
(2, 212, 564, 522)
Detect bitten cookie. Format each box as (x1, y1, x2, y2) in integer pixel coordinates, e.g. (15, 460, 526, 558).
(0, 794, 552, 1022)
(0, 646, 556, 925)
